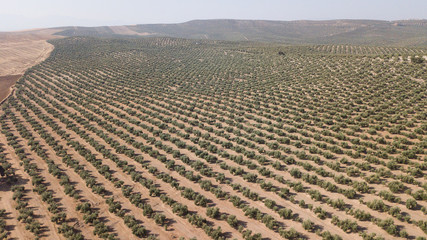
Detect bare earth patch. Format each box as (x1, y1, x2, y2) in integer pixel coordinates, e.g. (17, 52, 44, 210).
(109, 26, 152, 36)
(0, 28, 60, 103)
(0, 75, 20, 103)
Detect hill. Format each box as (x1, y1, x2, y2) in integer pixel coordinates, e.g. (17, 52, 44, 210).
(53, 19, 427, 46)
(0, 36, 426, 240)
(0, 28, 59, 105)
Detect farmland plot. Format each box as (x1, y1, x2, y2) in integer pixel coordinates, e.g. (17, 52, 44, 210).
(0, 37, 426, 240)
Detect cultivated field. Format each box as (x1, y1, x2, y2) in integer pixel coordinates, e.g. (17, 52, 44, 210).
(0, 29, 58, 103)
(0, 37, 426, 240)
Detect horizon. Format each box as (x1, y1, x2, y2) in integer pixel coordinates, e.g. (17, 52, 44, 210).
(0, 18, 427, 32)
(2, 0, 427, 31)
(7, 18, 427, 33)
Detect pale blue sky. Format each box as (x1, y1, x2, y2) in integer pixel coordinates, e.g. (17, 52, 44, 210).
(1, 0, 427, 31)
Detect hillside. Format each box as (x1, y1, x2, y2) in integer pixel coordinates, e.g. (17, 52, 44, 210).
(0, 37, 426, 240)
(53, 19, 427, 46)
(0, 28, 59, 105)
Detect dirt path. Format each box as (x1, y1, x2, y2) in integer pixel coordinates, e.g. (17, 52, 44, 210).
(0, 75, 20, 103)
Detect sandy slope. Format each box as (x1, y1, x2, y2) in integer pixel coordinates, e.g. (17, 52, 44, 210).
(0, 29, 60, 103)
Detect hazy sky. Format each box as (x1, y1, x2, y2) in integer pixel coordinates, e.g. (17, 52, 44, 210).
(1, 0, 427, 31)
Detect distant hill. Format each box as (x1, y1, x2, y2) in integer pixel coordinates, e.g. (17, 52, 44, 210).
(53, 19, 427, 46)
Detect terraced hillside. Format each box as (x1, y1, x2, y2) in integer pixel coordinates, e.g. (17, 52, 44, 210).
(0, 37, 426, 240)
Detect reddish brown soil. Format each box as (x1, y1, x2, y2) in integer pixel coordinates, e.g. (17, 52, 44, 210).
(0, 75, 20, 103)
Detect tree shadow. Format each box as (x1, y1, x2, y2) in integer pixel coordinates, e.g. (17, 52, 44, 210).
(0, 173, 29, 192)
